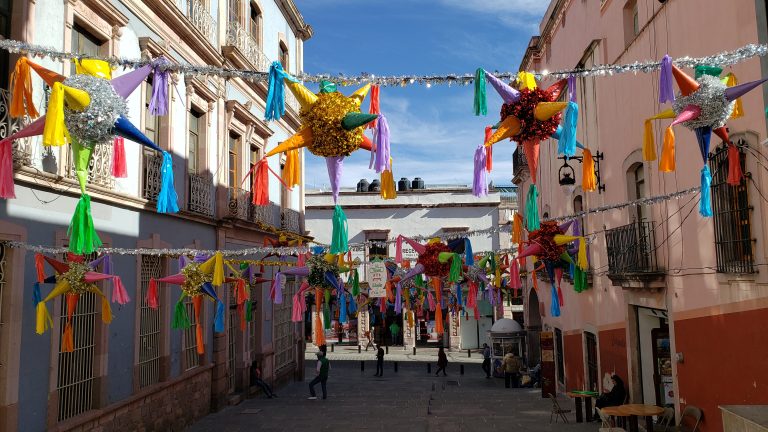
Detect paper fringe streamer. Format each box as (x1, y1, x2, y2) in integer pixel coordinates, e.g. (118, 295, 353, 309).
(659, 127, 676, 172)
(367, 84, 380, 129)
(473, 68, 487, 116)
(111, 137, 127, 178)
(68, 194, 102, 255)
(525, 184, 540, 231)
(582, 148, 597, 192)
(331, 205, 349, 254)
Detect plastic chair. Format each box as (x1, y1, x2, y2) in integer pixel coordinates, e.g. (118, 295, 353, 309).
(548, 393, 571, 424)
(598, 409, 627, 432)
(653, 407, 675, 432)
(673, 405, 702, 432)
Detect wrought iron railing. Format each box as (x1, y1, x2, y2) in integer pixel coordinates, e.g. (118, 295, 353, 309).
(281, 207, 302, 233)
(188, 172, 214, 216)
(605, 221, 659, 274)
(142, 151, 163, 202)
(224, 21, 299, 112)
(0, 88, 32, 167)
(253, 201, 279, 227)
(174, 0, 217, 45)
(228, 187, 250, 220)
(513, 146, 528, 179)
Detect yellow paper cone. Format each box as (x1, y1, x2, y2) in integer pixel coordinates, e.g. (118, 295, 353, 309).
(284, 80, 318, 110)
(554, 234, 579, 246)
(534, 102, 569, 121)
(517, 72, 537, 90)
(62, 85, 91, 111)
(75, 59, 112, 79)
(349, 83, 371, 107)
(265, 128, 313, 157)
(486, 116, 521, 146)
(725, 73, 744, 119)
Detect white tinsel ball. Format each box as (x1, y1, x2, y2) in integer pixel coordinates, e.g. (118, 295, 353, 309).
(672, 74, 735, 131)
(63, 74, 127, 145)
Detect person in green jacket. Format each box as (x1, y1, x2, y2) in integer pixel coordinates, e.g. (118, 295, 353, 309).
(308, 351, 330, 400)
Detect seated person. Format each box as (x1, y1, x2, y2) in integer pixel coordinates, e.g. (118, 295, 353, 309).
(527, 362, 542, 387)
(594, 374, 626, 420)
(251, 364, 277, 399)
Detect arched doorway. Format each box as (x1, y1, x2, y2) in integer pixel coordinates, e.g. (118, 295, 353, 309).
(526, 288, 542, 367)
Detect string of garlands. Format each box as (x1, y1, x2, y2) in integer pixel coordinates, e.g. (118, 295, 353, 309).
(0, 187, 699, 257)
(0, 38, 765, 85)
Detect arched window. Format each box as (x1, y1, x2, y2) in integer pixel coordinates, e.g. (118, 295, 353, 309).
(279, 42, 289, 71)
(249, 1, 262, 47)
(626, 163, 647, 222)
(573, 194, 584, 233)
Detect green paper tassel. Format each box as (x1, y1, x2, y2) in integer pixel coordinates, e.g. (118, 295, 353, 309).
(449, 254, 462, 283)
(68, 194, 102, 254)
(415, 274, 425, 288)
(694, 65, 723, 79)
(473, 68, 487, 116)
(573, 266, 588, 293)
(246, 300, 254, 322)
(323, 303, 331, 329)
(324, 288, 331, 304)
(330, 205, 348, 254)
(526, 184, 540, 231)
(352, 270, 360, 296)
(172, 298, 191, 329)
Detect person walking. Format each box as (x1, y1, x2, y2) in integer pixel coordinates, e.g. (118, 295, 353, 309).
(503, 350, 522, 388)
(389, 321, 401, 345)
(481, 343, 492, 378)
(374, 344, 385, 376)
(308, 352, 330, 400)
(435, 346, 448, 376)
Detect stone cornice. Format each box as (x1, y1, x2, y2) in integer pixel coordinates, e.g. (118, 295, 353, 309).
(276, 0, 313, 40)
(81, 0, 129, 27)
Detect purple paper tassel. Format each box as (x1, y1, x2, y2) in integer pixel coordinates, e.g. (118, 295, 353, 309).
(325, 156, 344, 204)
(659, 55, 675, 103)
(374, 115, 390, 173)
(395, 282, 402, 314)
(149, 58, 170, 116)
(568, 74, 577, 102)
(472, 144, 488, 197)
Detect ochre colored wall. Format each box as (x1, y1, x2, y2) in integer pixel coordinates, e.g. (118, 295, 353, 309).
(564, 333, 584, 390)
(598, 328, 628, 388)
(675, 307, 768, 432)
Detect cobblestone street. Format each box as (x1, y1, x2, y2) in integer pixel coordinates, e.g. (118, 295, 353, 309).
(187, 361, 599, 432)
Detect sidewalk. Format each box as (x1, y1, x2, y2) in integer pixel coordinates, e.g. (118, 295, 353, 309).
(188, 361, 597, 432)
(304, 343, 485, 364)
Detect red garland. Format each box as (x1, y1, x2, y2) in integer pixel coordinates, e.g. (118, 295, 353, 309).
(417, 242, 452, 278)
(500, 88, 561, 143)
(527, 221, 566, 262)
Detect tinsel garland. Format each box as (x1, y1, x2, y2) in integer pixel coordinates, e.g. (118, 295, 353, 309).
(301, 92, 363, 157)
(307, 255, 340, 289)
(527, 221, 566, 262)
(417, 242, 452, 278)
(500, 88, 561, 143)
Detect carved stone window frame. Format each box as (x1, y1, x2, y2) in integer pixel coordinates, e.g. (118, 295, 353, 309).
(225, 100, 274, 193)
(185, 77, 216, 175)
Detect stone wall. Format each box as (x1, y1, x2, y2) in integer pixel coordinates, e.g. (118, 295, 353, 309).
(50, 365, 213, 432)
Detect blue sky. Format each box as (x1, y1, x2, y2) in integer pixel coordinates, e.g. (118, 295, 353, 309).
(293, 0, 548, 189)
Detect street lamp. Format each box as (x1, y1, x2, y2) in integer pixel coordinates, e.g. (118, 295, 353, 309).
(558, 157, 577, 195)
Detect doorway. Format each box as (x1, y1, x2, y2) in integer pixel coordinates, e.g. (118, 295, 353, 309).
(635, 307, 673, 406)
(526, 288, 542, 367)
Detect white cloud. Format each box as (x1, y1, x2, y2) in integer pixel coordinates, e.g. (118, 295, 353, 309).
(436, 0, 549, 32)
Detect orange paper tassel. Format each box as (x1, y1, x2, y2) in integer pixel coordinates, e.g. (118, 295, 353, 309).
(193, 296, 204, 355)
(9, 58, 39, 118)
(251, 159, 269, 206)
(511, 213, 523, 246)
(642, 119, 657, 161)
(62, 321, 74, 353)
(367, 85, 380, 129)
(582, 148, 597, 192)
(146, 279, 159, 309)
(727, 143, 743, 186)
(659, 126, 676, 172)
(35, 253, 46, 283)
(432, 278, 444, 335)
(484, 126, 493, 172)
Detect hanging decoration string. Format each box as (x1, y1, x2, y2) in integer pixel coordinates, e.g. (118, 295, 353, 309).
(0, 39, 764, 86)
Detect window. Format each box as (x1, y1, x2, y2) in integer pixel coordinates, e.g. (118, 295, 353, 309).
(623, 0, 639, 46)
(144, 78, 161, 145)
(188, 110, 203, 174)
(229, 133, 241, 189)
(0, 0, 11, 89)
(228, 284, 237, 392)
(555, 328, 564, 384)
(182, 297, 200, 370)
(365, 232, 388, 262)
(279, 42, 289, 71)
(710, 140, 754, 273)
(229, 0, 242, 25)
(249, 145, 260, 191)
(71, 24, 104, 74)
(627, 163, 647, 222)
(573, 195, 584, 232)
(274, 277, 296, 371)
(138, 255, 163, 388)
(249, 2, 261, 44)
(585, 332, 598, 392)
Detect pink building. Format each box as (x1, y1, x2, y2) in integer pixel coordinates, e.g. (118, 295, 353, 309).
(515, 1, 768, 430)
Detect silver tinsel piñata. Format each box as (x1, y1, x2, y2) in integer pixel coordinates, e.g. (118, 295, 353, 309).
(63, 74, 127, 145)
(672, 74, 735, 131)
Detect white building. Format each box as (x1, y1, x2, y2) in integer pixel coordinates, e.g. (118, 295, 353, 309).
(305, 181, 501, 350)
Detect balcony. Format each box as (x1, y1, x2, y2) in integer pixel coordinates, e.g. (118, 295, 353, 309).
(188, 172, 214, 216)
(174, 0, 216, 46)
(0, 88, 32, 167)
(223, 21, 299, 113)
(66, 142, 114, 190)
(605, 221, 665, 290)
(142, 151, 163, 202)
(228, 187, 279, 227)
(281, 207, 303, 234)
(512, 146, 528, 183)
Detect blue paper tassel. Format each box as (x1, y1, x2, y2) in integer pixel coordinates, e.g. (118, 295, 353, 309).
(464, 238, 474, 266)
(550, 284, 561, 317)
(700, 165, 713, 217)
(339, 291, 347, 323)
(214, 300, 225, 333)
(558, 101, 579, 156)
(456, 283, 463, 306)
(33, 282, 41, 307)
(348, 295, 357, 314)
(156, 151, 179, 213)
(264, 62, 298, 121)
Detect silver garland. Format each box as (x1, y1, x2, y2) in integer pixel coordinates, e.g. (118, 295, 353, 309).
(0, 38, 764, 86)
(63, 74, 127, 145)
(672, 75, 734, 131)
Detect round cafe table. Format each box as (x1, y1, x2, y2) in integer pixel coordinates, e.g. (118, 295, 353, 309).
(620, 404, 665, 432)
(600, 406, 631, 429)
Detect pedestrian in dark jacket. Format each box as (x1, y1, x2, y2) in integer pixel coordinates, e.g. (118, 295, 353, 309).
(375, 345, 385, 377)
(435, 346, 448, 376)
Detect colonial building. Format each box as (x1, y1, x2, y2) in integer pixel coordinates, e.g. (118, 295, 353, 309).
(516, 1, 768, 431)
(0, 0, 311, 431)
(305, 181, 502, 351)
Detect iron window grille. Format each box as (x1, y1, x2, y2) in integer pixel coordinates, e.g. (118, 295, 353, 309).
(605, 221, 659, 274)
(709, 140, 754, 273)
(139, 255, 163, 388)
